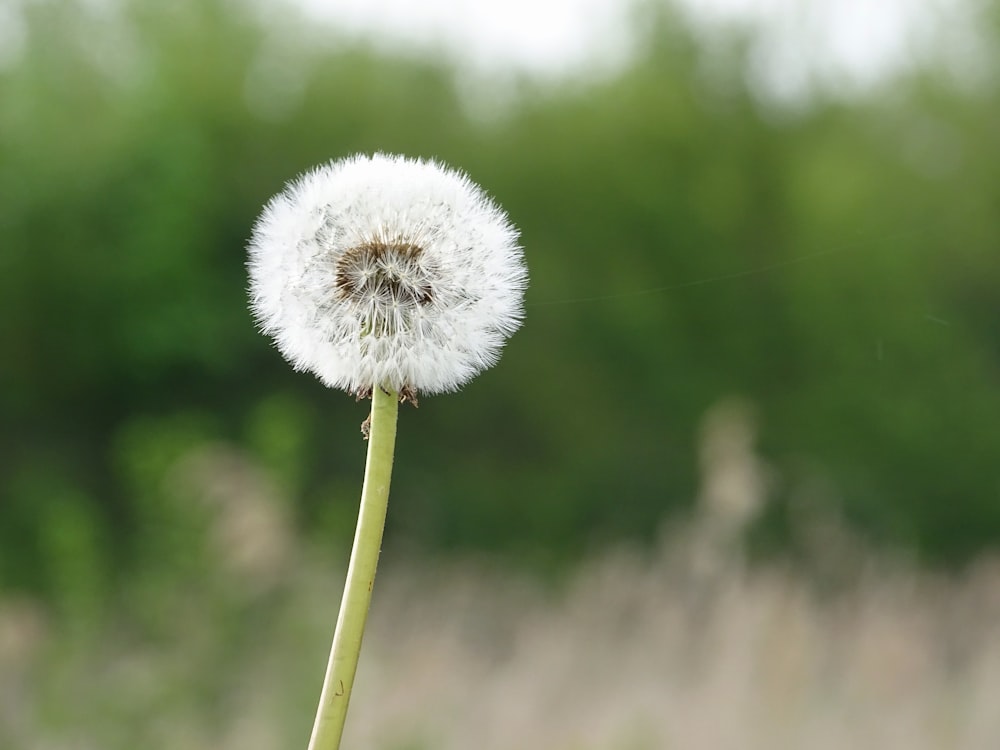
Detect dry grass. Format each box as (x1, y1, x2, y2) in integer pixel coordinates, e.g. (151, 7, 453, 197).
(5, 525, 1000, 749)
(4, 403, 1000, 748)
(348, 544, 1000, 750)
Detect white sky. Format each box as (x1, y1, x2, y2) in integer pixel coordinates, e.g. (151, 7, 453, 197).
(298, 0, 634, 76)
(0, 0, 985, 103)
(288, 0, 978, 99)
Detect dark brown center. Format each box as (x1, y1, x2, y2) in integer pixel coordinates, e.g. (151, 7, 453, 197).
(334, 240, 435, 334)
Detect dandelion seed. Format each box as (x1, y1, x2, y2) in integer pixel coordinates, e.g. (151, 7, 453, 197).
(247, 152, 527, 398)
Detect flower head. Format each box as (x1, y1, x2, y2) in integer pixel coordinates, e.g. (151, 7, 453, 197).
(248, 153, 527, 396)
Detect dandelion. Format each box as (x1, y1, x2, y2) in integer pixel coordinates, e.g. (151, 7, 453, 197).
(247, 153, 527, 750)
(248, 152, 527, 398)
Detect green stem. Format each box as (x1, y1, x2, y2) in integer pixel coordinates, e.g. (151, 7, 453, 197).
(307, 387, 399, 750)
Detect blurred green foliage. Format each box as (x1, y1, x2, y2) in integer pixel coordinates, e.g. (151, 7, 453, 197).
(2, 0, 1000, 598)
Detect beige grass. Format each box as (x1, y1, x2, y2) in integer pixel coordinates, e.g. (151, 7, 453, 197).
(5, 525, 1000, 749)
(4, 402, 1000, 749)
(347, 546, 1000, 750)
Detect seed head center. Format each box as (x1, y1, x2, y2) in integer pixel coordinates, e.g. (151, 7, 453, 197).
(335, 241, 435, 334)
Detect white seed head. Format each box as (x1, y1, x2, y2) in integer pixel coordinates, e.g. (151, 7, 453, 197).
(247, 153, 527, 396)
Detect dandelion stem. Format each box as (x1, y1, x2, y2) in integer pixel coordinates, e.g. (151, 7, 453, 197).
(307, 386, 398, 750)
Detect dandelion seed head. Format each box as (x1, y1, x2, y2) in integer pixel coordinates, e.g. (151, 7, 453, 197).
(247, 153, 527, 396)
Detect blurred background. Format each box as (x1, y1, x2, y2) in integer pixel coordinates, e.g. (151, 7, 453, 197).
(2, 0, 1000, 746)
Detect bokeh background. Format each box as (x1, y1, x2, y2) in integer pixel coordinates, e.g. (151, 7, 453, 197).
(2, 0, 1000, 747)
